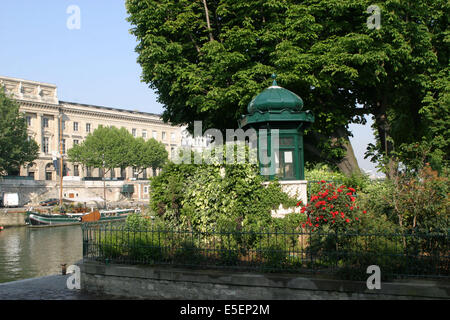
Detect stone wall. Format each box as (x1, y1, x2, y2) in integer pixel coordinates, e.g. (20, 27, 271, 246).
(0, 210, 27, 227)
(0, 179, 150, 207)
(79, 261, 450, 300)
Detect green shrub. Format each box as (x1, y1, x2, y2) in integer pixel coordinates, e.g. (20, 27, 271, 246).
(173, 241, 205, 265)
(257, 243, 288, 270)
(150, 158, 298, 233)
(128, 237, 165, 263)
(99, 233, 124, 260)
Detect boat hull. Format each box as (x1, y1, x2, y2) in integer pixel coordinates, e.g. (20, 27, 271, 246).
(25, 209, 137, 226)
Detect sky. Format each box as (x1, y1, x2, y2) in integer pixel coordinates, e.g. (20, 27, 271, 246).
(0, 0, 379, 175)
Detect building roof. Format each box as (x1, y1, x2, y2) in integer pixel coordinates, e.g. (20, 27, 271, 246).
(247, 74, 304, 114)
(60, 100, 162, 118)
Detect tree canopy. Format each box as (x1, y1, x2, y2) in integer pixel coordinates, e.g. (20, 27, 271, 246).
(68, 126, 135, 176)
(68, 126, 169, 175)
(0, 88, 39, 176)
(130, 137, 169, 174)
(126, 0, 449, 175)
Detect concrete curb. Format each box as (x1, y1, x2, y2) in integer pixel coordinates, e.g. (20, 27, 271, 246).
(79, 261, 450, 300)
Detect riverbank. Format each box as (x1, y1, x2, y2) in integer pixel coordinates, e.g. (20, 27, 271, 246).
(0, 210, 27, 227)
(0, 274, 125, 300)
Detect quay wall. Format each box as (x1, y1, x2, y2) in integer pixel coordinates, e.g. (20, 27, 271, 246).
(79, 261, 450, 300)
(0, 210, 27, 227)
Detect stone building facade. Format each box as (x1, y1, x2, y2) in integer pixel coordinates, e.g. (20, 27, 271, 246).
(0, 75, 183, 182)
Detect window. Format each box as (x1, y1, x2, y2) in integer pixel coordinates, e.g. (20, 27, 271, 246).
(45, 172, 53, 181)
(73, 140, 79, 146)
(132, 128, 137, 137)
(86, 123, 91, 133)
(143, 186, 149, 195)
(26, 116, 31, 126)
(62, 121, 66, 130)
(61, 139, 66, 155)
(86, 167, 92, 178)
(42, 137, 49, 154)
(43, 117, 49, 128)
(63, 164, 68, 176)
(152, 131, 157, 139)
(73, 122, 78, 132)
(171, 132, 176, 142)
(74, 165, 79, 177)
(162, 132, 166, 140)
(142, 130, 147, 139)
(28, 172, 35, 180)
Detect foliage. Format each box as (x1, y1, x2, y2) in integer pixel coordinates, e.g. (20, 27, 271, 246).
(305, 163, 346, 182)
(68, 126, 135, 177)
(129, 137, 168, 175)
(126, 0, 449, 171)
(150, 159, 298, 233)
(389, 165, 449, 233)
(0, 88, 39, 175)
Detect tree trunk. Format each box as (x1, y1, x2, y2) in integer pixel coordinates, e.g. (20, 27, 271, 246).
(304, 130, 361, 176)
(103, 168, 107, 209)
(332, 127, 361, 176)
(374, 102, 396, 179)
(201, 0, 214, 42)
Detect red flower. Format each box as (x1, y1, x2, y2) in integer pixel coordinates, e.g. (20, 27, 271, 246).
(296, 201, 302, 206)
(345, 218, 350, 223)
(337, 189, 343, 193)
(348, 187, 356, 192)
(320, 180, 326, 183)
(346, 192, 353, 196)
(363, 210, 367, 214)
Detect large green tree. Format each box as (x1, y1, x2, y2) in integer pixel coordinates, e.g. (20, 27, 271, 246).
(129, 137, 169, 175)
(68, 126, 135, 203)
(0, 88, 39, 176)
(126, 0, 449, 176)
(68, 126, 169, 203)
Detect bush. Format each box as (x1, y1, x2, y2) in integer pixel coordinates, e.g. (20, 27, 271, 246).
(173, 241, 205, 265)
(257, 243, 288, 270)
(299, 181, 367, 233)
(150, 159, 298, 233)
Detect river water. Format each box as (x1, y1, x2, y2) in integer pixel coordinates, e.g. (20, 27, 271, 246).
(0, 225, 82, 283)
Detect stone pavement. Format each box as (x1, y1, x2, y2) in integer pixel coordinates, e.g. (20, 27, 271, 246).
(0, 274, 125, 300)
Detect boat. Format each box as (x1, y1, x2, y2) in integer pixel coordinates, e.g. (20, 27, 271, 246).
(25, 208, 140, 227)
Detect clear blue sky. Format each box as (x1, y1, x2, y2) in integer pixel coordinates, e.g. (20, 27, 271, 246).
(0, 0, 379, 174)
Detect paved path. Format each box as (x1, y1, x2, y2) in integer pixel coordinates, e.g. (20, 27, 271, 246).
(0, 274, 124, 300)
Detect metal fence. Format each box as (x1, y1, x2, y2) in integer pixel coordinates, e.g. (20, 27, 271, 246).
(81, 221, 450, 280)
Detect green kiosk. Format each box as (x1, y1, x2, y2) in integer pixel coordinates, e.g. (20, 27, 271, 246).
(239, 74, 314, 182)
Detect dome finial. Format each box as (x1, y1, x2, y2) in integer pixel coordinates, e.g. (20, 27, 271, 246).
(271, 73, 277, 86)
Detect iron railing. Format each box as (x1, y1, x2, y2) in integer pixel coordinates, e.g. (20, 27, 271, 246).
(81, 221, 449, 280)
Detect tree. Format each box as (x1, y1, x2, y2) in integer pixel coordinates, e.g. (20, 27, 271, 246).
(68, 126, 135, 204)
(129, 137, 169, 176)
(0, 88, 39, 176)
(126, 0, 448, 176)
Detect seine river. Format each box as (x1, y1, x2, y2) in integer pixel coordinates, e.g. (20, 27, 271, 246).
(0, 225, 82, 283)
